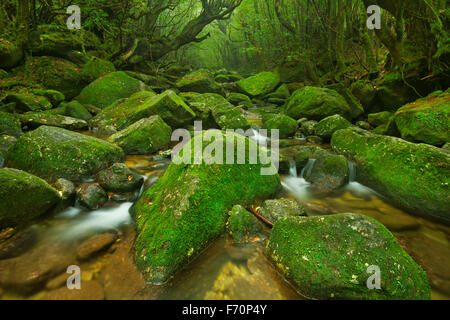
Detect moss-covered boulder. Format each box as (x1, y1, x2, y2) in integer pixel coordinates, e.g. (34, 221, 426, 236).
(190, 93, 250, 130)
(30, 89, 65, 106)
(5, 93, 52, 112)
(236, 72, 280, 97)
(5, 126, 124, 182)
(0, 112, 22, 137)
(372, 116, 400, 137)
(24, 56, 85, 100)
(18, 112, 88, 131)
(267, 214, 431, 300)
(76, 71, 147, 109)
(258, 198, 306, 224)
(80, 57, 116, 83)
(304, 153, 349, 194)
(77, 183, 108, 210)
(176, 69, 223, 94)
(0, 39, 23, 69)
(394, 92, 450, 146)
(368, 112, 394, 127)
(331, 128, 450, 223)
(92, 90, 194, 130)
(350, 80, 377, 112)
(314, 114, 352, 141)
(299, 120, 318, 136)
(0, 168, 61, 228)
(262, 114, 298, 139)
(132, 130, 280, 284)
(227, 205, 262, 243)
(66, 101, 92, 121)
(286, 86, 352, 121)
(0, 135, 17, 166)
(227, 93, 253, 110)
(94, 163, 143, 193)
(107, 116, 172, 155)
(325, 83, 365, 119)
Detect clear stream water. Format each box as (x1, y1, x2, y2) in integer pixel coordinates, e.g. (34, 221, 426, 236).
(0, 133, 449, 300)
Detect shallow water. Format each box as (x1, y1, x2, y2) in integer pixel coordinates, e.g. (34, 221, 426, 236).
(1, 142, 449, 300)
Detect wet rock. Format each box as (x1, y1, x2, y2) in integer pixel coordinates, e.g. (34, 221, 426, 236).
(258, 198, 306, 224)
(176, 69, 223, 94)
(267, 214, 431, 300)
(95, 163, 143, 193)
(5, 93, 52, 112)
(18, 112, 89, 131)
(132, 130, 280, 284)
(107, 116, 172, 155)
(77, 183, 108, 210)
(81, 57, 116, 83)
(0, 112, 22, 137)
(42, 280, 104, 300)
(394, 91, 450, 146)
(76, 71, 148, 109)
(190, 93, 250, 130)
(368, 111, 394, 127)
(6, 126, 125, 182)
(76, 232, 118, 261)
(305, 153, 349, 194)
(109, 192, 138, 202)
(0, 241, 76, 294)
(53, 178, 76, 207)
(262, 114, 298, 139)
(314, 114, 352, 141)
(286, 86, 352, 121)
(227, 205, 262, 243)
(0, 225, 41, 260)
(236, 72, 280, 97)
(332, 127, 450, 223)
(91, 90, 194, 130)
(66, 101, 92, 121)
(0, 168, 60, 228)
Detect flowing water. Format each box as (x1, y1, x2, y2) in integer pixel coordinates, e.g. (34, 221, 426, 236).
(0, 134, 449, 300)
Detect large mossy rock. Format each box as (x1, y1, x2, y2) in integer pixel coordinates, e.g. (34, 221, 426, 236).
(131, 130, 280, 284)
(190, 93, 250, 130)
(331, 128, 450, 223)
(314, 114, 352, 141)
(108, 116, 172, 155)
(18, 112, 88, 131)
(0, 112, 23, 137)
(286, 86, 352, 121)
(236, 72, 280, 97)
(80, 57, 116, 83)
(227, 93, 253, 110)
(0, 168, 61, 228)
(24, 56, 85, 100)
(267, 214, 431, 300)
(5, 126, 124, 182)
(325, 83, 364, 119)
(76, 71, 147, 109)
(394, 92, 450, 146)
(176, 69, 223, 94)
(5, 93, 52, 112)
(91, 90, 194, 130)
(262, 114, 298, 139)
(368, 111, 394, 127)
(0, 39, 23, 69)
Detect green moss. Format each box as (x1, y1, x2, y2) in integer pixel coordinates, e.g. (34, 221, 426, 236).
(0, 168, 61, 228)
(227, 205, 262, 243)
(76, 71, 148, 109)
(267, 214, 431, 300)
(6, 92, 52, 112)
(5, 126, 125, 182)
(30, 89, 65, 106)
(132, 130, 280, 284)
(394, 91, 450, 146)
(286, 86, 352, 121)
(18, 112, 88, 131)
(176, 69, 223, 94)
(107, 115, 172, 155)
(368, 112, 394, 127)
(0, 111, 22, 137)
(66, 100, 92, 121)
(236, 72, 280, 97)
(331, 128, 450, 223)
(81, 57, 116, 83)
(263, 114, 298, 139)
(314, 114, 352, 141)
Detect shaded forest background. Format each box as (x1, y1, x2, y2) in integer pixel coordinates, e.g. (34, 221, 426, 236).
(1, 0, 449, 100)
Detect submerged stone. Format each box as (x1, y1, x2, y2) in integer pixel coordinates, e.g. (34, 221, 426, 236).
(132, 130, 280, 284)
(5, 126, 124, 182)
(331, 128, 450, 223)
(267, 214, 431, 300)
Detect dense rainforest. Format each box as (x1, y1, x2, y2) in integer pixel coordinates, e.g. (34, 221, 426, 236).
(0, 0, 449, 301)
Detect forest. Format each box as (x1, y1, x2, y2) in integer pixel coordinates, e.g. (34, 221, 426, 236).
(0, 0, 449, 301)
